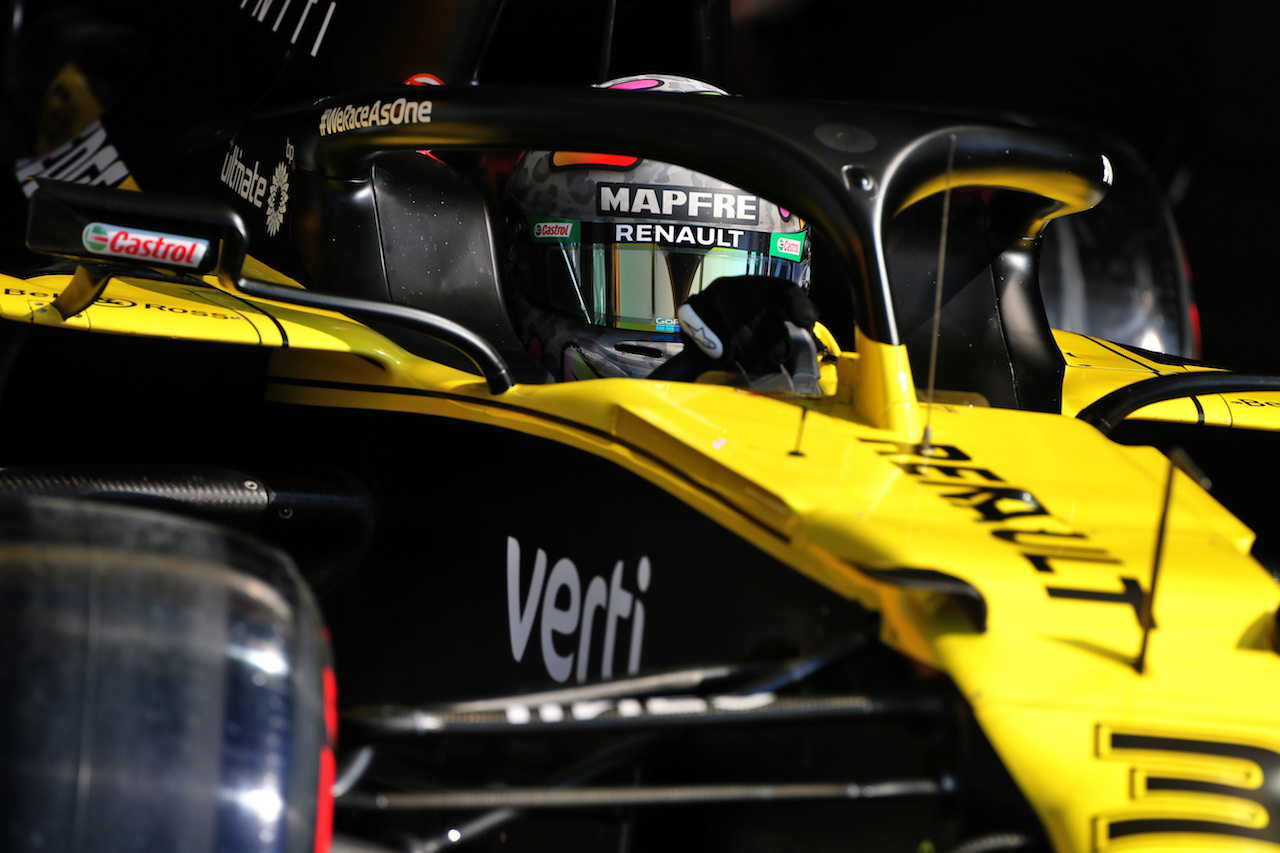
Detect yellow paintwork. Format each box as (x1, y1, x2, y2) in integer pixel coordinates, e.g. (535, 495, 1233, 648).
(895, 165, 1109, 236)
(2, 264, 1279, 851)
(1058, 329, 1280, 430)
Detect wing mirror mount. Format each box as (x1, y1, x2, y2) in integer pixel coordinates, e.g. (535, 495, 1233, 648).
(24, 180, 515, 393)
(25, 179, 249, 318)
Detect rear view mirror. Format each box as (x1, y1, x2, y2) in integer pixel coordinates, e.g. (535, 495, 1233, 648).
(25, 179, 248, 287)
(22, 178, 516, 393)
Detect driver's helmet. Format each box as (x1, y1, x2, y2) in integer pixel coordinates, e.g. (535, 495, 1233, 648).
(504, 73, 810, 381)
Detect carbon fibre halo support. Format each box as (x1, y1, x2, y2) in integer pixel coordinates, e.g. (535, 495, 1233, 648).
(286, 85, 1112, 346)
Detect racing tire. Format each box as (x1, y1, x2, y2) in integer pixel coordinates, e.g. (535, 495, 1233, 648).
(0, 497, 333, 853)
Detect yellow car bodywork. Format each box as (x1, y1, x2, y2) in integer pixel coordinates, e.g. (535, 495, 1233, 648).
(2, 257, 1278, 852)
(9, 56, 1280, 850)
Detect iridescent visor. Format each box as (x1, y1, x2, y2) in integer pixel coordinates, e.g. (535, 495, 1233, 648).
(529, 217, 807, 333)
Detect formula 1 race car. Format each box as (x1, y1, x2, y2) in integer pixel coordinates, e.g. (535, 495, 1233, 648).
(2, 3, 1278, 853)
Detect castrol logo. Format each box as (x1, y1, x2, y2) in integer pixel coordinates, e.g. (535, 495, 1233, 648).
(775, 236, 802, 256)
(533, 222, 573, 239)
(82, 222, 209, 269)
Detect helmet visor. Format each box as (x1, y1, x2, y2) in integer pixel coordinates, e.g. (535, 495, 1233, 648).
(524, 219, 809, 333)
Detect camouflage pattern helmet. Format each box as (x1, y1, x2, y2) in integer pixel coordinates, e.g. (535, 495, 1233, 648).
(504, 74, 810, 382)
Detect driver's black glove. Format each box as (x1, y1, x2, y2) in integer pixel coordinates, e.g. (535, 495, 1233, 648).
(674, 275, 818, 376)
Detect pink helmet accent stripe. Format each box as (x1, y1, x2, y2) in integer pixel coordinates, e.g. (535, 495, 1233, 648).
(608, 78, 664, 90)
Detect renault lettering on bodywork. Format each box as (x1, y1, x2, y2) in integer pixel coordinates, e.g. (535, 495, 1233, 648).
(81, 222, 209, 268)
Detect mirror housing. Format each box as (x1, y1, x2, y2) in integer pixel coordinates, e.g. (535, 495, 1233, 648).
(25, 179, 248, 288)
(23, 179, 517, 393)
